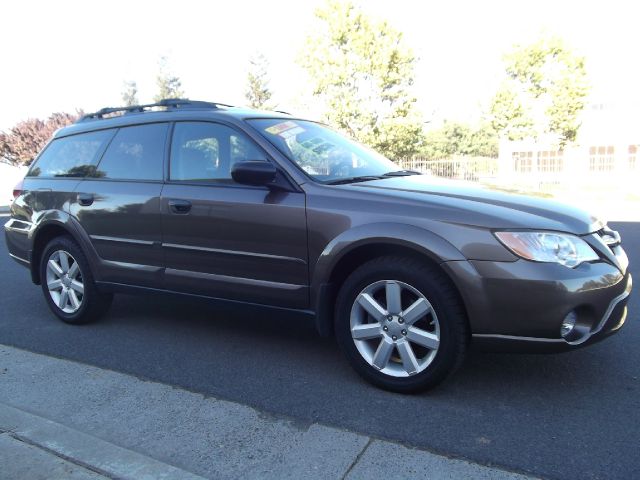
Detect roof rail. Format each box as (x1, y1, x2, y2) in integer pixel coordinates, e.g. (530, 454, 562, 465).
(78, 99, 233, 122)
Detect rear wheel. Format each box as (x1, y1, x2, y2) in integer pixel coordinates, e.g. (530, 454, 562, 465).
(40, 236, 112, 324)
(335, 256, 468, 393)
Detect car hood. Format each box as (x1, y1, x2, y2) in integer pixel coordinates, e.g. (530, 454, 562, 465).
(348, 175, 604, 234)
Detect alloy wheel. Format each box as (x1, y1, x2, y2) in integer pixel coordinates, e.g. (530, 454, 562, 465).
(46, 250, 84, 314)
(350, 280, 440, 377)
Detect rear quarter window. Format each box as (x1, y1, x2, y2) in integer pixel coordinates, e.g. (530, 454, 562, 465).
(28, 130, 113, 178)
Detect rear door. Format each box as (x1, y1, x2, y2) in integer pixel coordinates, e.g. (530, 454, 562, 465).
(69, 123, 169, 287)
(161, 121, 309, 308)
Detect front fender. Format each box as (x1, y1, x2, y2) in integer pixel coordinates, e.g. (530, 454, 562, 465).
(310, 223, 465, 335)
(311, 222, 465, 289)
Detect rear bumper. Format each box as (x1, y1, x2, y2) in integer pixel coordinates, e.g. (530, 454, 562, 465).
(443, 256, 632, 353)
(4, 218, 32, 267)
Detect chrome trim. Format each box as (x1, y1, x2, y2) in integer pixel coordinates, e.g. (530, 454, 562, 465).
(591, 274, 632, 335)
(600, 228, 621, 247)
(90, 235, 155, 246)
(165, 268, 305, 291)
(101, 259, 163, 273)
(8, 252, 30, 266)
(472, 333, 565, 344)
(4, 218, 31, 234)
(162, 242, 307, 264)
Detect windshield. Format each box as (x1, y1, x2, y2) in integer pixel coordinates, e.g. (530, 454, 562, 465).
(247, 118, 401, 183)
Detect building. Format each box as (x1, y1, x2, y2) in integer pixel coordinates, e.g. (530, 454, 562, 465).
(498, 101, 639, 188)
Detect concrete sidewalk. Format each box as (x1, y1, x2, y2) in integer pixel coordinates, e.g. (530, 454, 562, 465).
(0, 345, 536, 479)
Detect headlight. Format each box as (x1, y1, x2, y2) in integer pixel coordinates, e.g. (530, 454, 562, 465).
(494, 231, 599, 268)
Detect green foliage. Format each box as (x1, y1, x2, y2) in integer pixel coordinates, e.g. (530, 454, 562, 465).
(489, 36, 589, 146)
(422, 121, 498, 160)
(488, 82, 534, 141)
(245, 53, 273, 110)
(121, 80, 139, 106)
(299, 0, 423, 159)
(153, 56, 184, 102)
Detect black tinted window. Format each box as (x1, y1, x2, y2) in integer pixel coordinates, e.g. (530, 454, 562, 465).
(170, 122, 267, 181)
(28, 130, 113, 177)
(95, 123, 168, 180)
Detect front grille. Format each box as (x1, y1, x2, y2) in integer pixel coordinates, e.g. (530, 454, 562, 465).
(596, 227, 621, 250)
(595, 226, 629, 272)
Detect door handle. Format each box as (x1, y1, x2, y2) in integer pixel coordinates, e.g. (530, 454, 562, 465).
(168, 199, 192, 214)
(77, 193, 94, 206)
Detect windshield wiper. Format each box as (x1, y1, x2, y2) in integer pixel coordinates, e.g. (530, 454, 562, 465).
(325, 170, 421, 185)
(325, 175, 385, 185)
(382, 170, 421, 177)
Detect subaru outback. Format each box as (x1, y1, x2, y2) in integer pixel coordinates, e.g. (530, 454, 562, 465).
(4, 99, 632, 392)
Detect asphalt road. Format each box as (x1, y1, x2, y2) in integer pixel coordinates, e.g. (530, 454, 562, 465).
(0, 218, 638, 480)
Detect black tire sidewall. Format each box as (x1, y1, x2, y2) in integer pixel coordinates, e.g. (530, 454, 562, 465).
(335, 257, 466, 393)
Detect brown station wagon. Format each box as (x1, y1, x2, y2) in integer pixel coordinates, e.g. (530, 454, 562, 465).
(4, 99, 633, 392)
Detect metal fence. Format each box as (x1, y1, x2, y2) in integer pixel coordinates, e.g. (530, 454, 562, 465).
(397, 156, 499, 181)
(393, 153, 640, 221)
(396, 153, 640, 197)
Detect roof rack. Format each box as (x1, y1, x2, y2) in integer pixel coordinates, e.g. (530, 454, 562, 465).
(78, 99, 233, 122)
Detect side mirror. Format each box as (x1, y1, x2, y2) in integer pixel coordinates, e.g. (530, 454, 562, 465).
(231, 161, 277, 187)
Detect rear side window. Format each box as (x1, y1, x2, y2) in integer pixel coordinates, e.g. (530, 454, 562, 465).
(28, 130, 113, 177)
(95, 123, 168, 180)
(170, 122, 267, 182)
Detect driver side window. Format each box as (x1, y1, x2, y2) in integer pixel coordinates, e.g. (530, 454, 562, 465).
(170, 122, 267, 182)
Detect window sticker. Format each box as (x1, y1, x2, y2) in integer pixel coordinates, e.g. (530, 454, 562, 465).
(278, 126, 305, 139)
(265, 121, 299, 135)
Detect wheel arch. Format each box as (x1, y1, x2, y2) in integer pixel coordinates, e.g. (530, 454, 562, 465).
(29, 213, 97, 285)
(311, 223, 468, 337)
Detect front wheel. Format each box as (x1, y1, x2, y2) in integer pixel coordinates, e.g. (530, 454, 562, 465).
(40, 236, 113, 324)
(335, 256, 468, 393)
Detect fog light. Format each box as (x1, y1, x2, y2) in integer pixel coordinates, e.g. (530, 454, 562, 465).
(561, 311, 577, 338)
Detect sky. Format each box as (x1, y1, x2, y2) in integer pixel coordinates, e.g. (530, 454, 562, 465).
(1, 0, 639, 131)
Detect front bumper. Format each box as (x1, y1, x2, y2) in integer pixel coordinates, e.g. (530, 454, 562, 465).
(444, 255, 632, 353)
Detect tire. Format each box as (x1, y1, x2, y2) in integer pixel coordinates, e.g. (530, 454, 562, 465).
(334, 255, 468, 393)
(39, 235, 113, 324)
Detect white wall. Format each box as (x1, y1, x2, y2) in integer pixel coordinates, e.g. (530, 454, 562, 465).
(0, 163, 28, 207)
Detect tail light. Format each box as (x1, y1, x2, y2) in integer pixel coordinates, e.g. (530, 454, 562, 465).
(12, 179, 24, 200)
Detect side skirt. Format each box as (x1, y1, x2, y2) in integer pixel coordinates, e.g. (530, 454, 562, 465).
(95, 281, 317, 323)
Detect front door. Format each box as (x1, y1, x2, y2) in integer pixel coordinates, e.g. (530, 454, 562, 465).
(161, 121, 308, 308)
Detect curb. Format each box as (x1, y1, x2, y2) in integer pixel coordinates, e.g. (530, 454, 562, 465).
(0, 403, 206, 480)
(0, 344, 539, 480)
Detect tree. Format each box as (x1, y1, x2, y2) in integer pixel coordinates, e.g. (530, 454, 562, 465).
(422, 121, 498, 159)
(488, 36, 589, 146)
(0, 112, 80, 166)
(299, 0, 424, 159)
(121, 80, 139, 106)
(153, 56, 184, 102)
(245, 53, 273, 109)
(488, 82, 534, 141)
